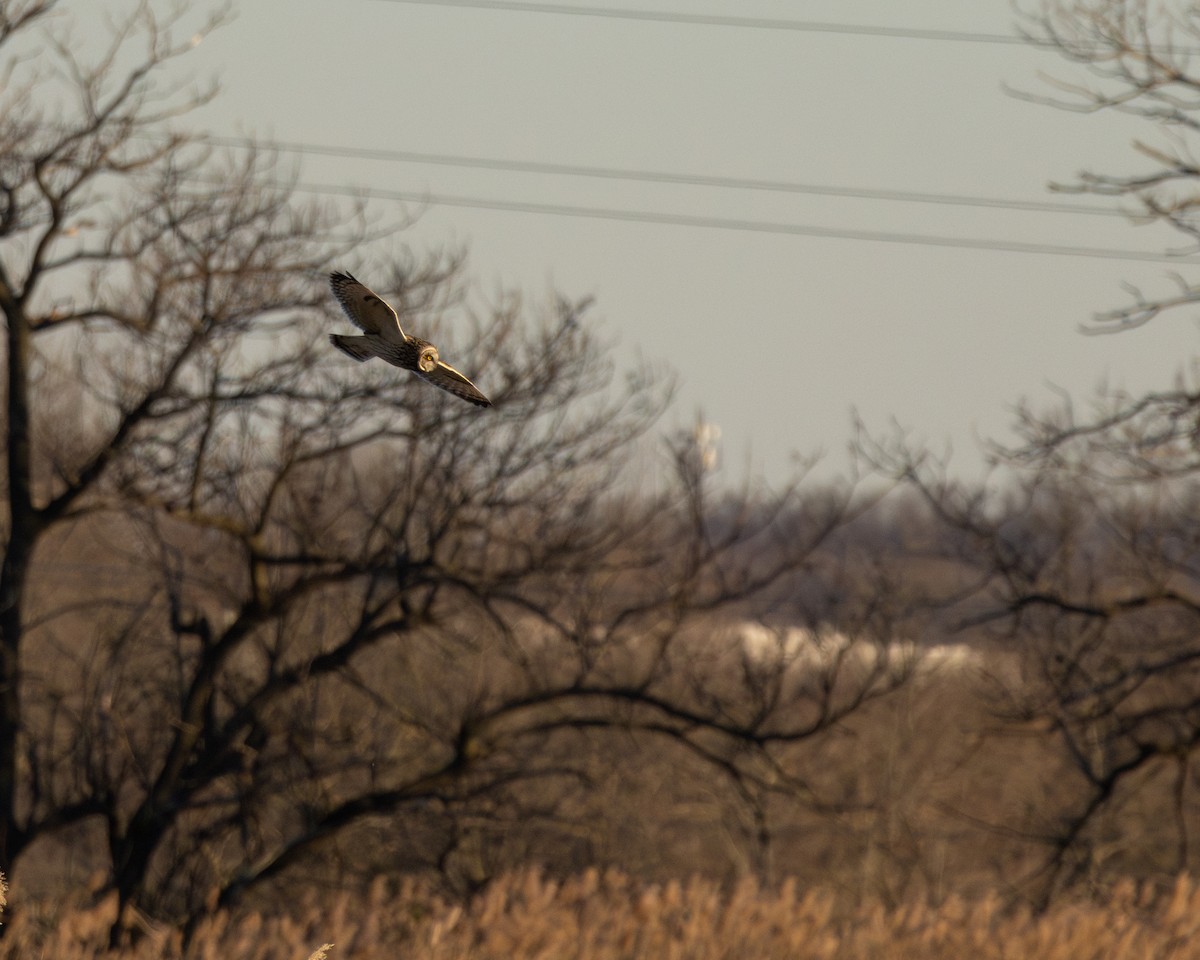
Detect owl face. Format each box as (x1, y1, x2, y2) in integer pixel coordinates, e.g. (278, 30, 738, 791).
(417, 344, 439, 373)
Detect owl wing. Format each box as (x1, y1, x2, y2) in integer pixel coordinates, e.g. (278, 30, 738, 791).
(416, 359, 492, 407)
(329, 271, 404, 338)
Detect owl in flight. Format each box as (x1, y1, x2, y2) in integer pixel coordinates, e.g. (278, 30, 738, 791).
(328, 271, 492, 407)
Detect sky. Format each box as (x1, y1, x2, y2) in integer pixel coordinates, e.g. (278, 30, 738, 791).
(127, 1, 1200, 484)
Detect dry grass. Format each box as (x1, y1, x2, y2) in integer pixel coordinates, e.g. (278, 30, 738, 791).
(2, 867, 1200, 959)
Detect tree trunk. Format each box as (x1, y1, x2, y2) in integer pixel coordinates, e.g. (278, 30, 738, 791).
(0, 301, 35, 875)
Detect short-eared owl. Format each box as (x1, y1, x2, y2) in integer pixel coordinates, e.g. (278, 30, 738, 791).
(328, 271, 491, 407)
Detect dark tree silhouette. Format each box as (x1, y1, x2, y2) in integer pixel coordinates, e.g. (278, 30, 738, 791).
(0, 1, 914, 938)
(851, 0, 1200, 906)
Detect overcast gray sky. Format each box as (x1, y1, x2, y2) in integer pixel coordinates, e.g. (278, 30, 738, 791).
(175, 0, 1196, 484)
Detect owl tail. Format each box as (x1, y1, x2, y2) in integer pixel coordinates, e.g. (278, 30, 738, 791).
(329, 334, 375, 362)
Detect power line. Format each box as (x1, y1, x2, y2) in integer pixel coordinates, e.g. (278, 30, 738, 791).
(157, 133, 1182, 261)
(371, 1, 1200, 57)
(284, 177, 1200, 265)
(195, 134, 1126, 221)
(370, 0, 1029, 44)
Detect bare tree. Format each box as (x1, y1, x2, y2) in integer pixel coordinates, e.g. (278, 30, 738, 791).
(1015, 0, 1200, 332)
(844, 0, 1200, 907)
(0, 0, 920, 939)
(864, 439, 1200, 898)
(0, 0, 242, 883)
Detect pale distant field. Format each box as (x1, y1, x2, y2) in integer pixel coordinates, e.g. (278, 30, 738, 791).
(3, 868, 1199, 960)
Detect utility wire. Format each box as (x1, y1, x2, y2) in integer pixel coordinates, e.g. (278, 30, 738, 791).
(283, 177, 1200, 265)
(156, 134, 1181, 262)
(370, 0, 1029, 44)
(371, 1, 1200, 56)
(195, 134, 1127, 221)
